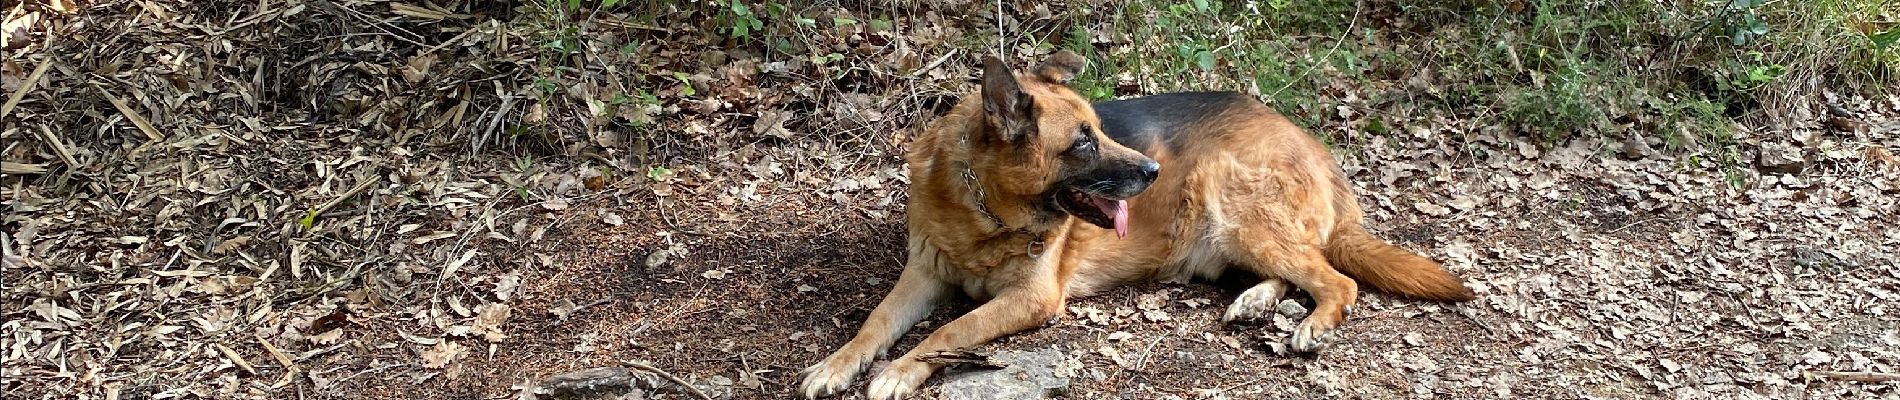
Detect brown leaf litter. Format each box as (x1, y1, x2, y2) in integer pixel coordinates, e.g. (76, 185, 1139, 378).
(3, 1, 1898, 400)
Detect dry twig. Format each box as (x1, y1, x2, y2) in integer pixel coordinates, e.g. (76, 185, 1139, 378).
(311, 178, 380, 222)
(907, 49, 960, 79)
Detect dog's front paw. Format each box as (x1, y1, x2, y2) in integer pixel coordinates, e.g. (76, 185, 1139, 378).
(865, 359, 931, 400)
(1222, 279, 1289, 323)
(1289, 316, 1337, 353)
(800, 350, 875, 399)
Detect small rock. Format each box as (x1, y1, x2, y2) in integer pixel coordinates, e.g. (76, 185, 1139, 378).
(1757, 141, 1806, 174)
(1620, 131, 1656, 160)
(1402, 332, 1426, 347)
(644, 251, 669, 268)
(1142, 310, 1172, 322)
(941, 349, 1073, 399)
(1276, 300, 1307, 317)
(1790, 247, 1837, 268)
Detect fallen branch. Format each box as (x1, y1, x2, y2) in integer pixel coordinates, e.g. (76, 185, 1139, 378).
(1806, 370, 1900, 383)
(532, 362, 714, 400)
(539, 367, 637, 396)
(624, 360, 714, 400)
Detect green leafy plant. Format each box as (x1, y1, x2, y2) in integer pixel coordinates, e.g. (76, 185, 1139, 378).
(719, 0, 765, 39)
(647, 166, 675, 181)
(1719, 0, 1771, 46)
(299, 209, 318, 230)
(1717, 51, 1787, 92)
(1872, 27, 1900, 49)
(672, 72, 696, 97)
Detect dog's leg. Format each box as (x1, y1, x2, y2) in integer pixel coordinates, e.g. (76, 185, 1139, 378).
(800, 266, 951, 399)
(1221, 277, 1289, 323)
(864, 285, 1063, 400)
(1234, 245, 1357, 353)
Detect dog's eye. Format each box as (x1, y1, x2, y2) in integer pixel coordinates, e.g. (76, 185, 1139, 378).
(1070, 126, 1095, 154)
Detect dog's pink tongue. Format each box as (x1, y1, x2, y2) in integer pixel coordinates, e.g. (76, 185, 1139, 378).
(1111, 199, 1129, 238)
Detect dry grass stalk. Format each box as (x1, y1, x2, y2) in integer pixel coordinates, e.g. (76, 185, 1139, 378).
(0, 56, 51, 119)
(257, 336, 297, 388)
(34, 125, 76, 168)
(92, 84, 164, 141)
(1, 161, 47, 174)
(214, 343, 258, 376)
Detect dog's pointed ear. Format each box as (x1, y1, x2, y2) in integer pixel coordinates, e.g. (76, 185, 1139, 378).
(1033, 50, 1087, 84)
(981, 56, 1033, 142)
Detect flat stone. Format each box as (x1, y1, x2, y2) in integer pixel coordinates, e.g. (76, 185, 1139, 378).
(1276, 299, 1308, 317)
(939, 349, 1071, 400)
(1757, 141, 1807, 174)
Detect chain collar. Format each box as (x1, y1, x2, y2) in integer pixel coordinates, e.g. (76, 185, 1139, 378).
(956, 161, 1045, 256)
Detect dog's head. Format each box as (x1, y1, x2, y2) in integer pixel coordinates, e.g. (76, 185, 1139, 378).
(971, 51, 1159, 235)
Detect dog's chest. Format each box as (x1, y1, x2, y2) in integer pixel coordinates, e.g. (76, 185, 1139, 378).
(911, 234, 1056, 299)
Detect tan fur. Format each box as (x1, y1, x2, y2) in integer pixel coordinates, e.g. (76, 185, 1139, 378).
(800, 52, 1475, 400)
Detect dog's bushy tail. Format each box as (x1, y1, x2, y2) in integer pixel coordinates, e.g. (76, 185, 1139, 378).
(1324, 227, 1476, 302)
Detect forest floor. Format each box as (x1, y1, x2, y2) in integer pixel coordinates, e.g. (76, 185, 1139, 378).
(3, 1, 1898, 400)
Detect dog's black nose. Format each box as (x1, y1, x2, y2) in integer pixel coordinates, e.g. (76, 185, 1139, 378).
(1139, 161, 1160, 180)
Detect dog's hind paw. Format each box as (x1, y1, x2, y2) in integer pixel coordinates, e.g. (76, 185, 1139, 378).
(866, 359, 931, 400)
(1222, 278, 1290, 323)
(799, 351, 874, 399)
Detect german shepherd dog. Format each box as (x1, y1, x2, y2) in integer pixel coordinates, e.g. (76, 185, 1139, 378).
(800, 51, 1476, 399)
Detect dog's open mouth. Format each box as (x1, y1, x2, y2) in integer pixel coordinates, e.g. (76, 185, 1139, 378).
(1058, 188, 1129, 237)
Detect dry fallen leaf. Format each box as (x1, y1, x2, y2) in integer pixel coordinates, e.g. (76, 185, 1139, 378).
(494, 271, 522, 301)
(1413, 201, 1452, 217)
(421, 341, 469, 369)
(414, 231, 456, 244)
(472, 303, 512, 342)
